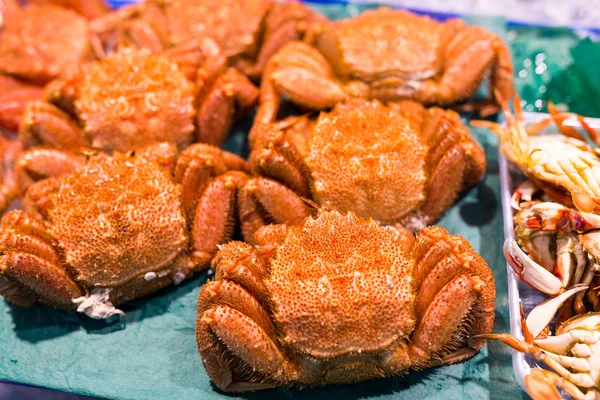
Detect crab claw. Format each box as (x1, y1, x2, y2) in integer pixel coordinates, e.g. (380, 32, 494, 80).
(525, 285, 588, 339)
(511, 181, 540, 210)
(504, 238, 563, 295)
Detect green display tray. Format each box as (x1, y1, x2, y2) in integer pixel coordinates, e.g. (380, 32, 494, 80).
(6, 3, 600, 399)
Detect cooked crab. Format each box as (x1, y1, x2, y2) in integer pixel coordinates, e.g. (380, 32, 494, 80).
(90, 0, 326, 78)
(481, 298, 600, 400)
(254, 7, 513, 127)
(473, 94, 600, 214)
(11, 41, 258, 205)
(0, 142, 249, 318)
(20, 41, 257, 152)
(197, 208, 495, 391)
(0, 2, 94, 130)
(241, 99, 486, 243)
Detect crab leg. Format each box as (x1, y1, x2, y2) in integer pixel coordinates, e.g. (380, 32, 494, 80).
(248, 128, 312, 198)
(196, 67, 259, 146)
(386, 274, 489, 372)
(190, 172, 249, 267)
(0, 210, 84, 307)
(15, 148, 86, 194)
(238, 177, 311, 245)
(417, 27, 513, 114)
(266, 42, 346, 111)
(0, 75, 45, 131)
(504, 238, 563, 295)
(548, 101, 600, 146)
(211, 242, 269, 304)
(197, 271, 297, 391)
(19, 101, 88, 151)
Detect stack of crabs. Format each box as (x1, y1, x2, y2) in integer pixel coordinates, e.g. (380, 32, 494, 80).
(1, 0, 557, 395)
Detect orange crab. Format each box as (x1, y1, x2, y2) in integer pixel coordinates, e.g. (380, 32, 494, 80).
(197, 208, 496, 391)
(90, 0, 326, 78)
(0, 2, 94, 131)
(241, 99, 486, 243)
(254, 7, 513, 127)
(0, 142, 249, 318)
(12, 41, 257, 201)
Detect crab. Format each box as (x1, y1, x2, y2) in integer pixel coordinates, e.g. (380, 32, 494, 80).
(472, 94, 600, 214)
(0, 142, 250, 318)
(197, 208, 495, 391)
(11, 41, 258, 204)
(481, 296, 600, 400)
(240, 99, 486, 243)
(0, 2, 95, 131)
(253, 7, 513, 128)
(89, 0, 326, 78)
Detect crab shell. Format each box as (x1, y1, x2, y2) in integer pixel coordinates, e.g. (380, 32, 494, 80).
(0, 143, 249, 318)
(197, 209, 495, 391)
(241, 99, 486, 242)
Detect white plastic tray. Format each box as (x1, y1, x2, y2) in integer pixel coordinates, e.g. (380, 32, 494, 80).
(499, 111, 600, 398)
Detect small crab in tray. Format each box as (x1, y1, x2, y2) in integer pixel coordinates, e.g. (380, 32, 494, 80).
(0, 142, 250, 318)
(473, 93, 600, 214)
(198, 208, 495, 391)
(253, 6, 513, 129)
(89, 0, 326, 78)
(11, 41, 258, 207)
(239, 98, 486, 243)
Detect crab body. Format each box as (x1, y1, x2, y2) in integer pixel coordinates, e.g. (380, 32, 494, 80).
(197, 209, 495, 391)
(241, 99, 485, 242)
(255, 7, 513, 126)
(0, 143, 250, 317)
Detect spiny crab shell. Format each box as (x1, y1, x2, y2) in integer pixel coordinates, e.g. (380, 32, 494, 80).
(198, 209, 496, 391)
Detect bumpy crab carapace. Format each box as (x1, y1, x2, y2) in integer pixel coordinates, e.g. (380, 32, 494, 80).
(197, 208, 496, 391)
(0, 143, 250, 318)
